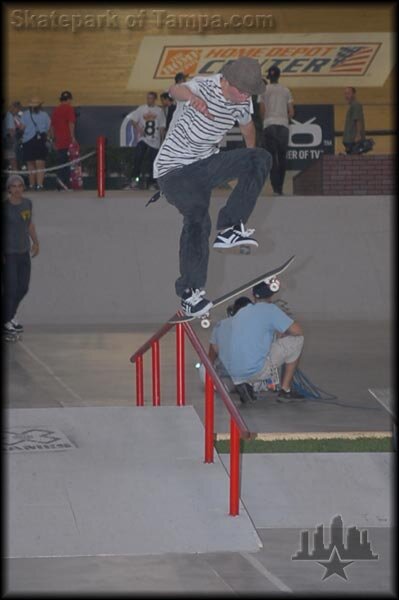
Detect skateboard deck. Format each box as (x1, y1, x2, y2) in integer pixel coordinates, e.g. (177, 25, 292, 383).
(68, 142, 83, 190)
(169, 255, 296, 328)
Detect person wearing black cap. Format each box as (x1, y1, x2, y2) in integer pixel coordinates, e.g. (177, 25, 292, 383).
(209, 278, 304, 403)
(49, 91, 77, 191)
(153, 57, 272, 318)
(259, 65, 294, 196)
(174, 72, 188, 84)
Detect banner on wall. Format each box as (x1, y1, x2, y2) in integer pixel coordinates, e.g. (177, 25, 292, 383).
(127, 32, 393, 90)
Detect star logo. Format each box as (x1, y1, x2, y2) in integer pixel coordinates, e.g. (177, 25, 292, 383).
(317, 547, 354, 580)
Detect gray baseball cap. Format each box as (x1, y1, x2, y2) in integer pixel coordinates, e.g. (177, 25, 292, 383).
(221, 57, 266, 95)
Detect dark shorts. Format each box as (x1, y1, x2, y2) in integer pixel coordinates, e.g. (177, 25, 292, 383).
(22, 135, 48, 162)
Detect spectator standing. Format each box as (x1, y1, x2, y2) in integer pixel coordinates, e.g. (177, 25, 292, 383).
(20, 97, 51, 191)
(49, 91, 77, 191)
(343, 87, 365, 153)
(3, 101, 24, 172)
(160, 92, 176, 133)
(2, 175, 40, 340)
(126, 92, 166, 190)
(259, 66, 294, 196)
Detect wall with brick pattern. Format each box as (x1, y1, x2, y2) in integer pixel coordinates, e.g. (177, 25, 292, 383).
(293, 155, 395, 196)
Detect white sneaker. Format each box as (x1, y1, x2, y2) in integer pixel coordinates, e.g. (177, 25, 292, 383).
(4, 321, 17, 333)
(181, 289, 213, 317)
(213, 222, 258, 249)
(11, 318, 23, 332)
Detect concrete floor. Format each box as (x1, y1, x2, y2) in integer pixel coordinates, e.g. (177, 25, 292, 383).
(5, 527, 393, 594)
(4, 319, 394, 594)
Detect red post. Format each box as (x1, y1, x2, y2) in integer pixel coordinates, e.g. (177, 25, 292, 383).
(176, 324, 185, 406)
(97, 136, 106, 198)
(204, 371, 214, 463)
(151, 340, 161, 406)
(136, 355, 144, 406)
(229, 419, 240, 516)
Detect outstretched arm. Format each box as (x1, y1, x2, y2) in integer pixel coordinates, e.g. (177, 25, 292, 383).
(168, 84, 213, 119)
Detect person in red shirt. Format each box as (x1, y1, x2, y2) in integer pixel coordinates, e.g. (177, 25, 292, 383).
(49, 91, 77, 191)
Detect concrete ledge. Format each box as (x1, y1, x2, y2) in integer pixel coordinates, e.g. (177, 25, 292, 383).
(215, 431, 392, 441)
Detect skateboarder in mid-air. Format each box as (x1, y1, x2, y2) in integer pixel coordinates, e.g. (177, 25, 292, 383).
(153, 57, 272, 318)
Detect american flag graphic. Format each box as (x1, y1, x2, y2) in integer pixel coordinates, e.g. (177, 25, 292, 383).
(330, 46, 374, 73)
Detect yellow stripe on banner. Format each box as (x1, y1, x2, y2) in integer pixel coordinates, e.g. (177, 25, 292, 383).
(215, 431, 392, 441)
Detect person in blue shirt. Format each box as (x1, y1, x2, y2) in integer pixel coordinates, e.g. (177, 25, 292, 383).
(210, 279, 304, 403)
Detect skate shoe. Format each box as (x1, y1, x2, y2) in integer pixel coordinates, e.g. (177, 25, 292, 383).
(235, 382, 256, 404)
(213, 221, 258, 250)
(181, 289, 213, 318)
(10, 319, 23, 332)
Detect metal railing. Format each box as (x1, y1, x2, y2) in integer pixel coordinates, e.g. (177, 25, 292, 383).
(130, 318, 251, 516)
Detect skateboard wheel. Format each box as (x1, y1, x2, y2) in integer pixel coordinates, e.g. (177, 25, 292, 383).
(269, 280, 280, 293)
(239, 246, 251, 255)
(201, 319, 210, 329)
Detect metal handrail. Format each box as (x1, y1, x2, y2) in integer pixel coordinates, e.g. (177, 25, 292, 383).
(129, 318, 250, 438)
(129, 316, 251, 515)
(130, 321, 174, 363)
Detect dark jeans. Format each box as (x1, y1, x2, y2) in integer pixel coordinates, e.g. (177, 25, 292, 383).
(132, 141, 158, 184)
(2, 252, 31, 324)
(57, 148, 70, 188)
(262, 125, 289, 194)
(157, 147, 271, 297)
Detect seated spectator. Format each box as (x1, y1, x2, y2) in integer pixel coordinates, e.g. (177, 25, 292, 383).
(209, 279, 305, 403)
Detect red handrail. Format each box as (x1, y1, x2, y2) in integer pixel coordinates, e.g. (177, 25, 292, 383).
(129, 317, 251, 516)
(130, 321, 174, 363)
(176, 324, 185, 406)
(97, 136, 106, 198)
(151, 341, 160, 406)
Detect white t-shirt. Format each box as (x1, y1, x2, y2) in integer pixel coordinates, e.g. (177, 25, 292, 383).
(259, 83, 293, 129)
(153, 74, 253, 179)
(130, 104, 166, 149)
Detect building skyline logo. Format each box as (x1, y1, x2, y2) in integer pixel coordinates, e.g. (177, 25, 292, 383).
(292, 514, 379, 581)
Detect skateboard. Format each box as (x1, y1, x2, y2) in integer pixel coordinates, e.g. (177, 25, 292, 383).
(169, 255, 296, 328)
(68, 142, 83, 190)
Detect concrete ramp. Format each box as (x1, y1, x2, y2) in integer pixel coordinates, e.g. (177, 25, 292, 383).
(5, 406, 261, 558)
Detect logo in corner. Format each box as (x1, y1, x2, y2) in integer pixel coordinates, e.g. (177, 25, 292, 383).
(292, 514, 379, 581)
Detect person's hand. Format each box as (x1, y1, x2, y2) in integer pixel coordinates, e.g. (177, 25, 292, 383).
(31, 242, 39, 257)
(188, 94, 214, 119)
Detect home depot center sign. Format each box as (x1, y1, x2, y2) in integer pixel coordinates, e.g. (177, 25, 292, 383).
(127, 33, 393, 89)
